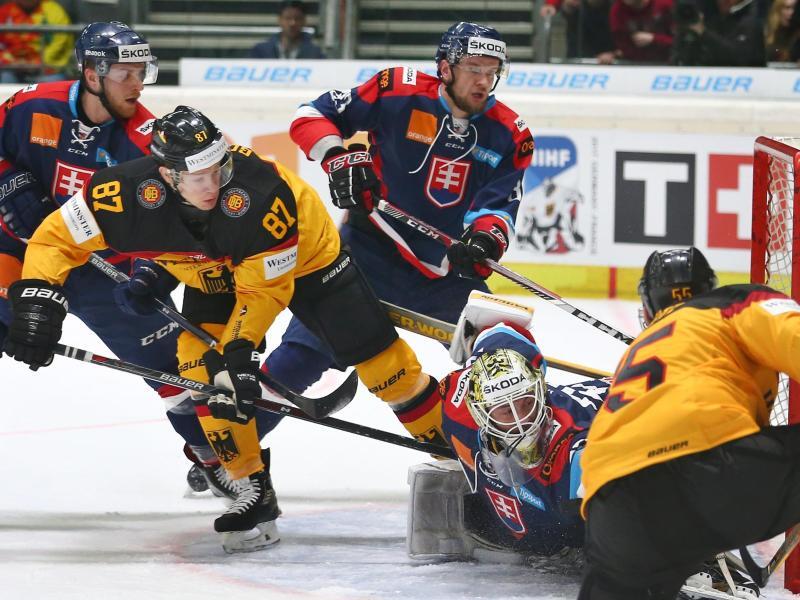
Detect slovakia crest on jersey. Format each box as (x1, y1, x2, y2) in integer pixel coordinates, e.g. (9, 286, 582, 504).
(485, 488, 526, 535)
(425, 156, 470, 207)
(52, 161, 95, 204)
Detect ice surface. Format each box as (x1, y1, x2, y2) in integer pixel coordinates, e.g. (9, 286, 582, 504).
(1, 296, 793, 599)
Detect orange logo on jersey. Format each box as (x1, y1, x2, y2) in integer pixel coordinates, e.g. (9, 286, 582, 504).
(30, 113, 62, 148)
(406, 109, 437, 145)
(221, 187, 250, 217)
(136, 178, 166, 209)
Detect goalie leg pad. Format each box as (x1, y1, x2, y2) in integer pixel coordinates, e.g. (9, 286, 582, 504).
(407, 461, 523, 563)
(407, 461, 472, 561)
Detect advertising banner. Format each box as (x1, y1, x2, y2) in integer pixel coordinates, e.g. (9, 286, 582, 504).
(180, 58, 800, 100)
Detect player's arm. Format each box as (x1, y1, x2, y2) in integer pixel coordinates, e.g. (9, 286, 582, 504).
(4, 191, 109, 369)
(289, 68, 393, 160)
(448, 125, 533, 279)
(731, 288, 800, 382)
(22, 191, 109, 283)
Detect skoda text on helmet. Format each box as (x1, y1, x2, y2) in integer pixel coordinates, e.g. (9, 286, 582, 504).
(75, 21, 158, 85)
(467, 348, 550, 487)
(435, 22, 509, 92)
(637, 247, 718, 327)
(150, 105, 233, 189)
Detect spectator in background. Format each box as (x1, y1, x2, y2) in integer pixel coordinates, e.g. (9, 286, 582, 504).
(0, 0, 72, 83)
(765, 0, 800, 60)
(610, 0, 674, 62)
(250, 0, 325, 59)
(561, 0, 618, 63)
(672, 0, 766, 65)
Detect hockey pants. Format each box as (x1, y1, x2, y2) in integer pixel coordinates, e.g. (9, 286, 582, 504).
(579, 424, 800, 599)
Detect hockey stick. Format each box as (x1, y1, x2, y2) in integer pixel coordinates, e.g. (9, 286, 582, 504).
(374, 200, 635, 345)
(725, 523, 800, 587)
(380, 299, 612, 379)
(84, 252, 355, 420)
(53, 343, 456, 458)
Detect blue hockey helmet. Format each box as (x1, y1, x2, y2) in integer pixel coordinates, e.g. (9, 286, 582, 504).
(75, 21, 158, 84)
(435, 22, 509, 86)
(638, 247, 717, 326)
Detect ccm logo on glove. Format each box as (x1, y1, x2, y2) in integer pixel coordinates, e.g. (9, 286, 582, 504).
(323, 151, 372, 173)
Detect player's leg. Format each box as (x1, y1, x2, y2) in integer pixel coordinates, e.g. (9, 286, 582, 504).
(179, 290, 279, 552)
(580, 467, 697, 600)
(0, 243, 24, 345)
(62, 262, 216, 478)
(290, 250, 444, 444)
(342, 222, 489, 324)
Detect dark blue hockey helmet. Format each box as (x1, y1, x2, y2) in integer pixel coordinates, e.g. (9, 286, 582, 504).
(435, 22, 508, 85)
(75, 21, 158, 84)
(638, 247, 717, 325)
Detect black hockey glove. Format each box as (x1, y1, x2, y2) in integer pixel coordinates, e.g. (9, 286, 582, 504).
(321, 143, 381, 214)
(112, 260, 179, 317)
(447, 215, 510, 280)
(0, 168, 54, 240)
(3, 279, 68, 370)
(203, 339, 261, 424)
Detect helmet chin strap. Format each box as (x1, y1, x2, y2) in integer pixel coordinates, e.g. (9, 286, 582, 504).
(81, 75, 125, 122)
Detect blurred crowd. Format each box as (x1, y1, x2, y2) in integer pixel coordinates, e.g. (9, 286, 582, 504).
(541, 0, 798, 66)
(0, 0, 796, 82)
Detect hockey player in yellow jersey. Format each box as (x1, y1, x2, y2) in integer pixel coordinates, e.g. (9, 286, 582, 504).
(2, 106, 441, 553)
(578, 247, 800, 599)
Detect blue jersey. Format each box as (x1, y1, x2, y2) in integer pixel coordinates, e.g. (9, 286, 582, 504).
(290, 67, 533, 278)
(441, 323, 609, 554)
(0, 79, 153, 210)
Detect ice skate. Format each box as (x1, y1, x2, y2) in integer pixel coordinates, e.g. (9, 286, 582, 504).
(680, 556, 760, 599)
(214, 466, 281, 553)
(183, 444, 251, 500)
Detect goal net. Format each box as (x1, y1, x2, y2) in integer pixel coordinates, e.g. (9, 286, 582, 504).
(752, 136, 800, 592)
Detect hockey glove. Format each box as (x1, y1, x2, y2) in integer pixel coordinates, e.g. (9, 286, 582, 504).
(321, 143, 381, 214)
(3, 279, 68, 370)
(0, 168, 55, 241)
(447, 215, 510, 280)
(203, 339, 261, 424)
(113, 259, 179, 317)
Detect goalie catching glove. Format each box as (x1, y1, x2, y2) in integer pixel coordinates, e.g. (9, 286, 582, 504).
(3, 279, 68, 370)
(450, 291, 535, 365)
(203, 339, 261, 424)
(447, 214, 510, 280)
(321, 143, 381, 214)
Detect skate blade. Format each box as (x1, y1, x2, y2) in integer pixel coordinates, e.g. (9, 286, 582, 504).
(679, 583, 756, 600)
(183, 487, 212, 499)
(221, 520, 280, 554)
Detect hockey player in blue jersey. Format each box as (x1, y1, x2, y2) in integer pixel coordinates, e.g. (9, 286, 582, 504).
(406, 292, 759, 600)
(0, 22, 227, 497)
(261, 21, 534, 443)
(406, 292, 606, 566)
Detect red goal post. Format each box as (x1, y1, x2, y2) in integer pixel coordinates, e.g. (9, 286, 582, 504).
(752, 135, 800, 592)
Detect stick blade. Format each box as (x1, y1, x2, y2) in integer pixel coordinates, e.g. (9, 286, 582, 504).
(259, 369, 358, 420)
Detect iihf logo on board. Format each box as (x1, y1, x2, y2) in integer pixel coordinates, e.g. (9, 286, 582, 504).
(516, 136, 585, 254)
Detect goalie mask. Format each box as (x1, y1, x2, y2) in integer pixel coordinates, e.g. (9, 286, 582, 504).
(638, 247, 717, 327)
(467, 348, 550, 488)
(435, 22, 509, 92)
(150, 105, 233, 190)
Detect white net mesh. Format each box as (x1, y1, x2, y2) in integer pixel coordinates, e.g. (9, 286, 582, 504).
(759, 137, 798, 426)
